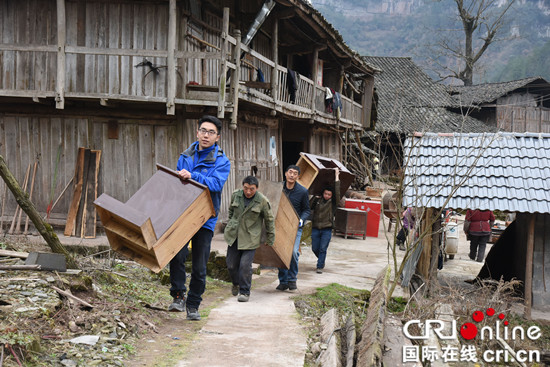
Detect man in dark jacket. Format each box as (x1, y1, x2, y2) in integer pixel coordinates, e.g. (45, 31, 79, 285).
(310, 168, 340, 273)
(224, 176, 275, 302)
(277, 165, 310, 291)
(168, 115, 231, 320)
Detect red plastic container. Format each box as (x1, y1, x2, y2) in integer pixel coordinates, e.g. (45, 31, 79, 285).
(343, 199, 381, 237)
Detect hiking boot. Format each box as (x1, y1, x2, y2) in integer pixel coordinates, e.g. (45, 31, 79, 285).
(316, 268, 323, 274)
(398, 243, 406, 251)
(168, 297, 186, 312)
(186, 307, 201, 321)
(288, 281, 297, 291)
(231, 284, 239, 296)
(276, 283, 289, 291)
(237, 294, 249, 302)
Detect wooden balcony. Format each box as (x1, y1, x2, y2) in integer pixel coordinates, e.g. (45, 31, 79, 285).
(0, 3, 367, 130)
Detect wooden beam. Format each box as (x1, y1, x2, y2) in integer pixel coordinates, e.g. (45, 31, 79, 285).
(524, 215, 535, 319)
(166, 0, 176, 115)
(230, 29, 241, 130)
(309, 47, 319, 123)
(56, 0, 66, 109)
(218, 7, 229, 118)
(271, 19, 279, 111)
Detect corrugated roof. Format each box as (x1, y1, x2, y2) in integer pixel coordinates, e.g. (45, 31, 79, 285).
(447, 77, 549, 106)
(363, 56, 496, 134)
(403, 132, 550, 214)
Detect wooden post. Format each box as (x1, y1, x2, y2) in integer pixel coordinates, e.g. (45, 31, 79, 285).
(417, 208, 433, 280)
(230, 30, 241, 130)
(217, 8, 229, 118)
(166, 0, 176, 115)
(181, 16, 188, 99)
(0, 155, 78, 269)
(270, 19, 279, 114)
(309, 47, 319, 123)
(524, 215, 535, 319)
(362, 76, 374, 128)
(56, 0, 66, 109)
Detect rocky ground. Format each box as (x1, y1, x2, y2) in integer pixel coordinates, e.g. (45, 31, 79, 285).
(0, 237, 235, 367)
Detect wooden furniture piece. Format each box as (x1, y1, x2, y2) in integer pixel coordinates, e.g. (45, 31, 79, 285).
(334, 207, 368, 240)
(296, 152, 354, 199)
(344, 198, 382, 237)
(94, 164, 215, 273)
(253, 180, 299, 269)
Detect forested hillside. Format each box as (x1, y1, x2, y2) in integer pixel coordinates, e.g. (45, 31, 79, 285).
(311, 0, 550, 84)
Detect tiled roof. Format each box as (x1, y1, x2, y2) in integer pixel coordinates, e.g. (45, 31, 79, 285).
(447, 77, 549, 106)
(363, 56, 496, 134)
(403, 132, 550, 214)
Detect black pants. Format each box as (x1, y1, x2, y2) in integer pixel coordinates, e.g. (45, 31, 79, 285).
(226, 242, 256, 296)
(397, 227, 409, 244)
(169, 227, 213, 309)
(469, 234, 490, 262)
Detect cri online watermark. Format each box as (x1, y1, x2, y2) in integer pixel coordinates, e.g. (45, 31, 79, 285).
(401, 308, 541, 364)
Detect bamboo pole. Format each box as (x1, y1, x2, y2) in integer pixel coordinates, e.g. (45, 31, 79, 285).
(24, 162, 38, 234)
(0, 155, 78, 269)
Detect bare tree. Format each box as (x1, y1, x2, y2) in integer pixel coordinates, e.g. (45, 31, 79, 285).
(430, 0, 517, 85)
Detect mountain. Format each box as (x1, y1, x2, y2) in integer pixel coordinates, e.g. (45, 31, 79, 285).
(311, 0, 550, 84)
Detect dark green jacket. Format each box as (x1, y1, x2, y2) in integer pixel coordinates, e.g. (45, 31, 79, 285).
(224, 190, 275, 250)
(310, 181, 340, 229)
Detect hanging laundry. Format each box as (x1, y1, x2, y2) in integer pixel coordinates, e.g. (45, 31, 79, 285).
(325, 87, 334, 113)
(333, 92, 342, 119)
(256, 68, 265, 82)
(287, 69, 298, 103)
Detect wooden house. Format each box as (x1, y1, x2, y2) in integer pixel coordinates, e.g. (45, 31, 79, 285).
(360, 56, 495, 177)
(447, 77, 550, 133)
(403, 132, 550, 317)
(0, 0, 377, 233)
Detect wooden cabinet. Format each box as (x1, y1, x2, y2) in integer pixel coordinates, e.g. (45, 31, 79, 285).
(334, 208, 368, 239)
(296, 152, 354, 199)
(94, 164, 215, 273)
(253, 180, 299, 269)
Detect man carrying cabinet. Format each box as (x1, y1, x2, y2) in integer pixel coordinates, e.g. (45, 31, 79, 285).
(168, 115, 231, 320)
(224, 176, 275, 302)
(276, 165, 310, 292)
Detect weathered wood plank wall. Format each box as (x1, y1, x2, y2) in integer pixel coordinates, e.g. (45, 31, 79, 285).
(0, 114, 286, 226)
(0, 115, 203, 221)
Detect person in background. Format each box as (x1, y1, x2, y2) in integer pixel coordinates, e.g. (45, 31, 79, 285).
(224, 176, 275, 302)
(310, 169, 340, 274)
(168, 115, 231, 320)
(396, 207, 416, 251)
(276, 165, 310, 291)
(372, 155, 380, 181)
(463, 209, 495, 262)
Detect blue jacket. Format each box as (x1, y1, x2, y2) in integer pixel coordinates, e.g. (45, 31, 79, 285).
(177, 141, 231, 231)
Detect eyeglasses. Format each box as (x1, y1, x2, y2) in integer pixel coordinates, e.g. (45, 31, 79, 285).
(198, 128, 218, 136)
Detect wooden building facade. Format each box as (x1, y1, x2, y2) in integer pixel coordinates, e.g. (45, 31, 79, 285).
(0, 0, 376, 230)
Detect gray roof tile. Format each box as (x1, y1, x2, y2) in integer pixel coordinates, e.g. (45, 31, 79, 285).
(403, 132, 550, 214)
(362, 56, 497, 134)
(447, 77, 550, 106)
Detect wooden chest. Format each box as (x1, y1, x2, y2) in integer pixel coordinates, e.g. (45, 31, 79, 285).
(334, 207, 368, 239)
(94, 164, 215, 273)
(296, 152, 355, 199)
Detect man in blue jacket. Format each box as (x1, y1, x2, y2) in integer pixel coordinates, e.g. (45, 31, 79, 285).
(277, 165, 310, 291)
(168, 115, 231, 320)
